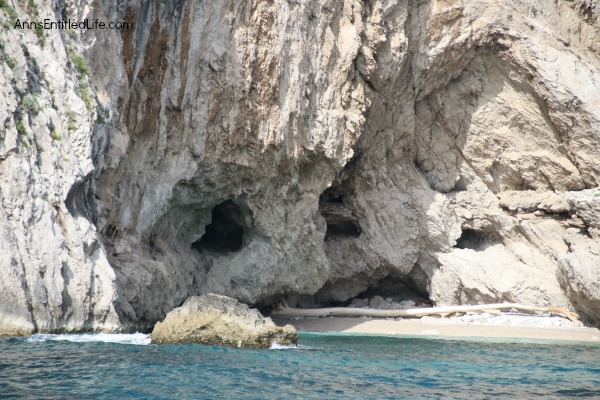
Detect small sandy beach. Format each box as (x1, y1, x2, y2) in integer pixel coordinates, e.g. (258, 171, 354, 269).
(274, 313, 600, 343)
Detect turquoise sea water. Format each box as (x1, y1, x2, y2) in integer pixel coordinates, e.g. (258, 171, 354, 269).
(1, 332, 599, 399)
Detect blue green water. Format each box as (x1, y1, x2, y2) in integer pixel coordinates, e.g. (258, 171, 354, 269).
(1, 333, 599, 399)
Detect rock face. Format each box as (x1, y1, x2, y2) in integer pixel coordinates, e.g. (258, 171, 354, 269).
(558, 189, 600, 326)
(150, 294, 297, 348)
(0, 2, 121, 335)
(1, 0, 600, 333)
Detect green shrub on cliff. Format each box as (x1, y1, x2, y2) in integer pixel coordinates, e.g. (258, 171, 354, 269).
(50, 129, 62, 141)
(66, 110, 78, 132)
(20, 94, 40, 115)
(79, 84, 93, 112)
(0, 0, 18, 21)
(16, 119, 26, 137)
(68, 49, 89, 76)
(5, 56, 15, 69)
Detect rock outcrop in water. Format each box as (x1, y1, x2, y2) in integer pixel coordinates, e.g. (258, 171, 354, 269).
(1, 0, 600, 334)
(150, 294, 297, 348)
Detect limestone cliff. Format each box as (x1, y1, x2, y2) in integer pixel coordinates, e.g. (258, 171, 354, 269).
(0, 0, 122, 334)
(1, 0, 599, 334)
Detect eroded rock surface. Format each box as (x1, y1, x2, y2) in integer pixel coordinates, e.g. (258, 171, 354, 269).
(150, 294, 297, 348)
(0, 1, 120, 335)
(1, 0, 600, 332)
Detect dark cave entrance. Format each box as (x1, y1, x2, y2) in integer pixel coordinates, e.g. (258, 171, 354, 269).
(282, 272, 431, 309)
(454, 228, 498, 250)
(351, 273, 431, 306)
(325, 221, 361, 240)
(319, 187, 361, 240)
(192, 200, 245, 254)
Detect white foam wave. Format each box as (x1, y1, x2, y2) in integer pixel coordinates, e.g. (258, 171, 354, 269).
(27, 333, 151, 345)
(269, 341, 314, 350)
(269, 341, 296, 349)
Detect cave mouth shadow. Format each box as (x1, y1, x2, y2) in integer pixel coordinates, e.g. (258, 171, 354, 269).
(325, 220, 361, 240)
(454, 228, 499, 251)
(282, 272, 431, 310)
(192, 200, 245, 254)
(319, 186, 362, 241)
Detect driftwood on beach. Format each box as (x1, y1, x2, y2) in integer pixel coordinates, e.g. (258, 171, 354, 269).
(272, 303, 580, 323)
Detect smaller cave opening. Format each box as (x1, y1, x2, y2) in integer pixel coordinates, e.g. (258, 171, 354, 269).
(455, 228, 496, 250)
(192, 200, 245, 254)
(325, 221, 361, 240)
(353, 274, 431, 307)
(451, 177, 467, 192)
(282, 273, 431, 310)
(319, 186, 361, 240)
(319, 185, 345, 204)
(65, 174, 98, 224)
(557, 211, 572, 220)
(320, 193, 344, 204)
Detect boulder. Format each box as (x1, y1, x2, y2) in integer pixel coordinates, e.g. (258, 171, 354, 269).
(369, 296, 386, 310)
(150, 294, 297, 349)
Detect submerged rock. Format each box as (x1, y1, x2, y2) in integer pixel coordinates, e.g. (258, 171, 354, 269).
(150, 294, 297, 349)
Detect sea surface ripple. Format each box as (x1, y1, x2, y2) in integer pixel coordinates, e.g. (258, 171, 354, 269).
(1, 333, 599, 399)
